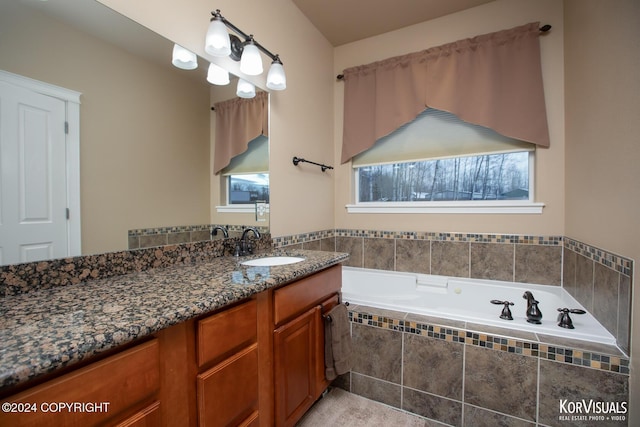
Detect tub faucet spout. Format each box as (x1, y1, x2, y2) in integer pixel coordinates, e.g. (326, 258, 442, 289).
(523, 291, 542, 324)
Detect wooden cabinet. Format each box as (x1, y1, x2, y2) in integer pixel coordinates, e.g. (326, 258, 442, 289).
(114, 401, 161, 427)
(1, 264, 342, 427)
(196, 298, 259, 427)
(274, 305, 319, 426)
(272, 265, 341, 427)
(0, 340, 160, 427)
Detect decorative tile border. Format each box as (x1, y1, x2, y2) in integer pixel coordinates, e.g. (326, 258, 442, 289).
(128, 224, 269, 237)
(275, 229, 565, 247)
(273, 229, 335, 247)
(349, 310, 629, 376)
(128, 224, 212, 236)
(565, 237, 633, 277)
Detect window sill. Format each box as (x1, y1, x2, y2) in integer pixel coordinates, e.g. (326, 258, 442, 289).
(346, 201, 544, 214)
(216, 204, 270, 214)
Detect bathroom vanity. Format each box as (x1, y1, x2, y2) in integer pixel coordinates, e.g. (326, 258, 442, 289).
(0, 250, 347, 426)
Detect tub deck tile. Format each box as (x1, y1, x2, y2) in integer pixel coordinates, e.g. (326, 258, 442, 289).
(465, 322, 538, 342)
(535, 333, 625, 357)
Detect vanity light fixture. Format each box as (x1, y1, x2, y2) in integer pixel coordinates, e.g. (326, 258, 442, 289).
(205, 13, 231, 57)
(266, 56, 286, 90)
(240, 37, 263, 76)
(204, 9, 286, 94)
(171, 44, 198, 70)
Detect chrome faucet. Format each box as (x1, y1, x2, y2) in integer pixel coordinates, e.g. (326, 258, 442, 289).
(211, 225, 229, 238)
(236, 227, 261, 256)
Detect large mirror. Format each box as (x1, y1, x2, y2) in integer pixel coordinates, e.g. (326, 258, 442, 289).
(0, 0, 269, 265)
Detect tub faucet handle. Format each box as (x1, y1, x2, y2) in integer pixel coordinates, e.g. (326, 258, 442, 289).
(490, 300, 514, 321)
(557, 308, 586, 329)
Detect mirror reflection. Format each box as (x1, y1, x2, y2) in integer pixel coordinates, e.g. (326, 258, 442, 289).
(0, 0, 269, 265)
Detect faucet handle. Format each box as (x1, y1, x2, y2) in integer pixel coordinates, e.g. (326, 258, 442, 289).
(556, 308, 586, 329)
(490, 300, 514, 320)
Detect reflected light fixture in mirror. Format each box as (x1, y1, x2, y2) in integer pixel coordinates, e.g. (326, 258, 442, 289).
(207, 63, 230, 85)
(236, 79, 256, 98)
(204, 9, 286, 94)
(172, 44, 198, 70)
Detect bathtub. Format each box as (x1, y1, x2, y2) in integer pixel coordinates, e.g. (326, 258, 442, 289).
(341, 267, 616, 345)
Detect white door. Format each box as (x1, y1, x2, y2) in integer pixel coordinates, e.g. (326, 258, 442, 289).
(0, 80, 69, 265)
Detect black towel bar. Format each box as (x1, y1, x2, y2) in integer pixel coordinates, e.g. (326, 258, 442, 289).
(323, 302, 349, 322)
(292, 156, 333, 172)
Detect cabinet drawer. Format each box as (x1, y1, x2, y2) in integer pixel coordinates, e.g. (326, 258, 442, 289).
(197, 344, 259, 427)
(274, 265, 341, 326)
(0, 339, 160, 427)
(197, 298, 257, 368)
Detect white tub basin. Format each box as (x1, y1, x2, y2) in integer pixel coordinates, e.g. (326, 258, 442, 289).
(241, 256, 305, 267)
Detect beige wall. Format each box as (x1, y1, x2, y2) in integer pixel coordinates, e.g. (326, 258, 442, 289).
(99, 0, 336, 237)
(564, 0, 640, 420)
(90, 0, 640, 419)
(0, 3, 211, 255)
(333, 0, 565, 235)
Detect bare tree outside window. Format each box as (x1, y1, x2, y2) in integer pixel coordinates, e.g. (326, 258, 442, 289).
(229, 174, 270, 204)
(357, 152, 529, 202)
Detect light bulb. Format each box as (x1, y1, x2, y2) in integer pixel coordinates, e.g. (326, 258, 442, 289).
(207, 63, 230, 85)
(236, 79, 256, 98)
(172, 44, 198, 70)
(266, 60, 286, 90)
(205, 18, 231, 57)
(240, 41, 263, 76)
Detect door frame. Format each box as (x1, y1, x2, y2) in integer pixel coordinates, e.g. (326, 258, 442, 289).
(0, 70, 82, 258)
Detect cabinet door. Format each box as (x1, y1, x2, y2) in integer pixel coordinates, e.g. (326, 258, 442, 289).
(273, 306, 319, 427)
(197, 344, 259, 427)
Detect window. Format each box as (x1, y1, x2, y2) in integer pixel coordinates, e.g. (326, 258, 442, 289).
(348, 109, 543, 214)
(357, 151, 530, 202)
(228, 173, 269, 204)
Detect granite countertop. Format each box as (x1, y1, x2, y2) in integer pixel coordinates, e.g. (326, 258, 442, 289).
(0, 249, 348, 391)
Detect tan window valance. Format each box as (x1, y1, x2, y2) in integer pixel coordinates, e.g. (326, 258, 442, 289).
(341, 22, 550, 164)
(214, 90, 268, 174)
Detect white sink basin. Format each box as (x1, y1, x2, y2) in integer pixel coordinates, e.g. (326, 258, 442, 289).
(241, 256, 305, 267)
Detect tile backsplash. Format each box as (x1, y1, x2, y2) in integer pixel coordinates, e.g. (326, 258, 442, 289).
(128, 224, 269, 250)
(276, 229, 633, 355)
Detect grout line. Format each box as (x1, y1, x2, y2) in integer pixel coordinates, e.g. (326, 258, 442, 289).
(461, 338, 467, 426)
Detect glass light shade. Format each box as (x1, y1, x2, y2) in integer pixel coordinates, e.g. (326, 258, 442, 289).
(266, 61, 286, 90)
(205, 18, 231, 57)
(207, 63, 230, 85)
(240, 42, 263, 75)
(172, 44, 198, 70)
(236, 79, 256, 98)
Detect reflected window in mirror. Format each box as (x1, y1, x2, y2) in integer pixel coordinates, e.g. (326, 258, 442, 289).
(228, 174, 269, 204)
(222, 135, 269, 206)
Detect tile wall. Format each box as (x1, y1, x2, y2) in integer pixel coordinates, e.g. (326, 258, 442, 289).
(276, 229, 633, 355)
(334, 305, 629, 427)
